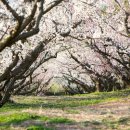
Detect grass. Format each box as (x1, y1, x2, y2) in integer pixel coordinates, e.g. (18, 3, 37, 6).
(0, 112, 74, 129)
(82, 116, 130, 129)
(0, 113, 39, 123)
(101, 116, 130, 129)
(65, 109, 80, 114)
(48, 117, 73, 124)
(27, 125, 54, 130)
(118, 117, 130, 124)
(2, 88, 130, 112)
(0, 89, 130, 130)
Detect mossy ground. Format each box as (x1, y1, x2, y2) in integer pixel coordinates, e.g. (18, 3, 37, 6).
(1, 89, 130, 130)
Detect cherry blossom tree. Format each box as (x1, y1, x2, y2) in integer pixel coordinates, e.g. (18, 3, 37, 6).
(0, 0, 64, 107)
(0, 0, 130, 107)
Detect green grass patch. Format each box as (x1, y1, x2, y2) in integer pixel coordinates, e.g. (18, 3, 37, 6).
(48, 117, 73, 124)
(65, 109, 80, 114)
(0, 89, 130, 130)
(39, 116, 74, 124)
(118, 117, 130, 124)
(27, 125, 54, 130)
(102, 118, 119, 129)
(1, 89, 130, 113)
(0, 112, 74, 130)
(0, 112, 41, 130)
(0, 112, 40, 124)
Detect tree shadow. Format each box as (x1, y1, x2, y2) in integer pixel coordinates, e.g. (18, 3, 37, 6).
(0, 114, 74, 130)
(2, 89, 130, 112)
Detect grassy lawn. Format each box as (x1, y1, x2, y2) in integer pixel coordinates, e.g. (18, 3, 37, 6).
(0, 89, 130, 130)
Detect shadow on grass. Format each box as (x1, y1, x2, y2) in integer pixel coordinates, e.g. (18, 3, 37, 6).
(27, 125, 54, 130)
(1, 89, 130, 112)
(0, 99, 102, 111)
(0, 89, 130, 130)
(0, 113, 40, 125)
(81, 116, 130, 129)
(0, 110, 130, 130)
(0, 112, 74, 130)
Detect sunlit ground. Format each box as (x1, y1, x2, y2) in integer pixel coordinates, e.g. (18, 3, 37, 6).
(1, 89, 130, 130)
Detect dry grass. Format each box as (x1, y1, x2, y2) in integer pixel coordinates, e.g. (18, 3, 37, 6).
(1, 90, 130, 130)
